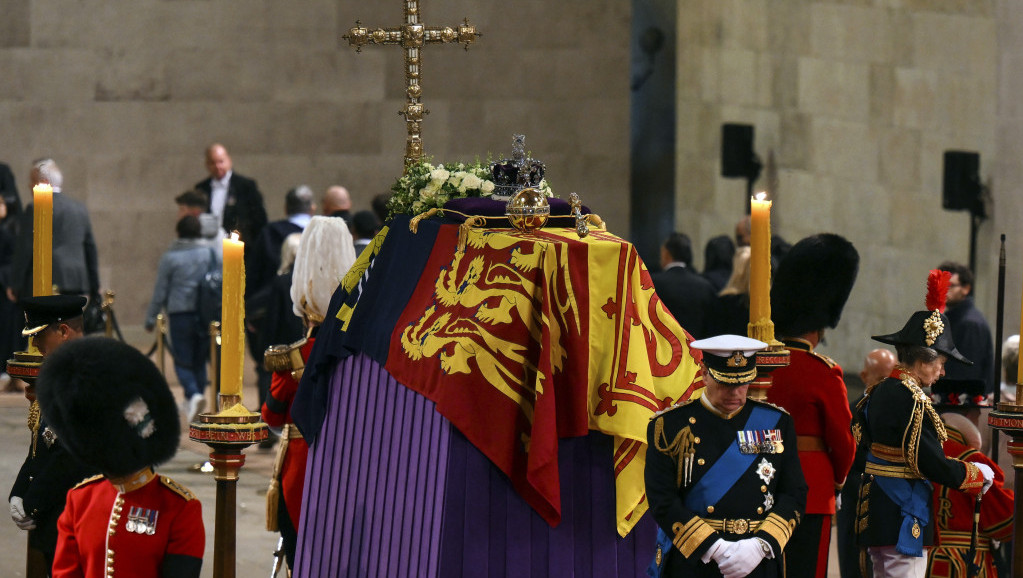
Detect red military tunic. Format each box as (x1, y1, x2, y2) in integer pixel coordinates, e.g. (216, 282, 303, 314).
(926, 426, 1014, 578)
(52, 471, 204, 578)
(765, 338, 856, 578)
(261, 338, 313, 547)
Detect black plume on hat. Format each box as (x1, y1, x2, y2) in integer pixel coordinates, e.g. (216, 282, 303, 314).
(35, 336, 180, 478)
(771, 233, 859, 338)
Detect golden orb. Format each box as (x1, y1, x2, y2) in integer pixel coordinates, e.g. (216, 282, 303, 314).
(505, 187, 550, 231)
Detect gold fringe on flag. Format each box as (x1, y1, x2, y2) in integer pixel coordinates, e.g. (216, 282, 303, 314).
(265, 424, 293, 532)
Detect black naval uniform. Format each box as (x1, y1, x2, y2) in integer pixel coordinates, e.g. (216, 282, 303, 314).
(645, 395, 808, 577)
(852, 370, 985, 552)
(9, 416, 98, 564)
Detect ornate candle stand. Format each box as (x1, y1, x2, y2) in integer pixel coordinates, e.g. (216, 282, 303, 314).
(746, 320, 790, 401)
(189, 395, 268, 578)
(988, 391, 1023, 571)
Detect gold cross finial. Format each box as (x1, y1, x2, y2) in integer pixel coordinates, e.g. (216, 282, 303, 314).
(343, 1, 481, 171)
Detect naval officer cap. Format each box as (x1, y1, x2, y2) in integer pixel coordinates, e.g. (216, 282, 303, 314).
(690, 334, 767, 386)
(20, 295, 88, 336)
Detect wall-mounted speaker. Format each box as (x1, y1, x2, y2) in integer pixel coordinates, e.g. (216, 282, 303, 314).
(721, 124, 756, 178)
(942, 150, 982, 213)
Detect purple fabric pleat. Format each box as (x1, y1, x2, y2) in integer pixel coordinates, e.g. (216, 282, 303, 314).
(295, 353, 656, 577)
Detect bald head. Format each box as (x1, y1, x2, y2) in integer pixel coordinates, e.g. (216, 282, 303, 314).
(941, 412, 982, 450)
(734, 216, 751, 247)
(860, 348, 897, 387)
(322, 185, 351, 216)
(205, 143, 232, 180)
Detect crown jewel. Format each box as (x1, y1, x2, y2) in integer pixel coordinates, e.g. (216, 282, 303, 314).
(490, 134, 546, 200)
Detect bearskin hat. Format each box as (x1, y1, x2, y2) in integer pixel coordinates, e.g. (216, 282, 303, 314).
(771, 233, 859, 338)
(35, 336, 180, 477)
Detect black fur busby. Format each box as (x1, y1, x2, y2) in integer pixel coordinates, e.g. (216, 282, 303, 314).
(35, 336, 180, 478)
(771, 233, 859, 338)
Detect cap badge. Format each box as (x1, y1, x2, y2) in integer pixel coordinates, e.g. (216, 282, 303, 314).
(923, 310, 944, 346)
(727, 351, 748, 368)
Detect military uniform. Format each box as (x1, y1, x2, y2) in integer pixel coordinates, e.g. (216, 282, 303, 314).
(9, 417, 97, 563)
(645, 335, 807, 578)
(53, 470, 204, 577)
(765, 338, 855, 578)
(925, 426, 1013, 578)
(853, 370, 986, 551)
(262, 335, 315, 569)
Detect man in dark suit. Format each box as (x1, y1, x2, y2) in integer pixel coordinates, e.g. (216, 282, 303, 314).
(194, 143, 268, 251)
(7, 158, 100, 303)
(651, 232, 717, 339)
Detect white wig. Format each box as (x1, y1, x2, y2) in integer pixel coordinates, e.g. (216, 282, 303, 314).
(291, 216, 356, 324)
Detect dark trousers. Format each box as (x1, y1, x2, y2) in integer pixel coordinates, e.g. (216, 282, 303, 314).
(784, 513, 830, 578)
(168, 312, 207, 399)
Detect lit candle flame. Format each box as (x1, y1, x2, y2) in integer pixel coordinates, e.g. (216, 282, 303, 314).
(754, 191, 767, 201)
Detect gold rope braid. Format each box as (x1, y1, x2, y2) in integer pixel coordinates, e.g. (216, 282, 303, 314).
(898, 373, 947, 478)
(27, 400, 40, 458)
(653, 418, 694, 488)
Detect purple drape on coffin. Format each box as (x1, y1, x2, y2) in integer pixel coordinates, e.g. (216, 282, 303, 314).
(294, 353, 656, 578)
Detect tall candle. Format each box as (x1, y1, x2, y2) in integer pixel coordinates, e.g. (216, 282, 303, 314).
(32, 184, 53, 296)
(220, 233, 245, 397)
(749, 192, 772, 324)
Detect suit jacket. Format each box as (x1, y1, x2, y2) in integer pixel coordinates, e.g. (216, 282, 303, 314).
(650, 265, 717, 340)
(11, 192, 100, 299)
(248, 218, 302, 297)
(0, 161, 20, 214)
(194, 171, 267, 248)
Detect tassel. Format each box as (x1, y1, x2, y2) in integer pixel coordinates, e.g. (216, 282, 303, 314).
(265, 478, 280, 532)
(926, 269, 951, 312)
(457, 216, 485, 252)
(408, 208, 439, 233)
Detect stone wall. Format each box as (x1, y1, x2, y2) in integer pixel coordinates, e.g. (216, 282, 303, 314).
(676, 0, 1009, 373)
(0, 0, 631, 325)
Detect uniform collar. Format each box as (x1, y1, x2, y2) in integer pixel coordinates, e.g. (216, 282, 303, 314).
(699, 391, 744, 420)
(109, 467, 156, 494)
(782, 337, 814, 353)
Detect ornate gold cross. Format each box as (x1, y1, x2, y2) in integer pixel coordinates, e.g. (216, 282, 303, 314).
(343, 1, 480, 171)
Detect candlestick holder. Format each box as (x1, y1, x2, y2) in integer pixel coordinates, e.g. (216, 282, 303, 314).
(189, 394, 268, 578)
(988, 396, 1023, 571)
(746, 318, 789, 400)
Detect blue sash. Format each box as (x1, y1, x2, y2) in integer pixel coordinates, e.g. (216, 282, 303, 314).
(866, 453, 932, 557)
(684, 404, 780, 511)
(648, 404, 781, 576)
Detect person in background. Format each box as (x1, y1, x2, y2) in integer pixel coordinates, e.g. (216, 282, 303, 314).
(193, 143, 267, 250)
(262, 217, 356, 569)
(709, 246, 751, 337)
(9, 296, 96, 574)
(37, 337, 204, 578)
(0, 166, 21, 391)
(321, 185, 352, 221)
(350, 210, 380, 256)
(371, 192, 392, 224)
(650, 232, 716, 339)
(701, 235, 735, 293)
(143, 215, 218, 421)
(734, 215, 751, 247)
(174, 189, 223, 254)
(260, 233, 305, 366)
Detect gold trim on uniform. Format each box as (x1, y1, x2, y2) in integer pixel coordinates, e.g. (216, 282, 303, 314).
(869, 443, 905, 463)
(863, 462, 922, 479)
(707, 366, 757, 384)
(160, 475, 197, 501)
(671, 517, 716, 558)
(760, 512, 795, 549)
(703, 517, 762, 535)
(957, 462, 985, 492)
(937, 530, 991, 550)
(652, 418, 696, 488)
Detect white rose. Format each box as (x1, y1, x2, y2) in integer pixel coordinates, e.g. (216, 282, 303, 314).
(480, 180, 495, 194)
(430, 168, 450, 183)
(419, 187, 436, 200)
(461, 174, 483, 190)
(412, 201, 424, 211)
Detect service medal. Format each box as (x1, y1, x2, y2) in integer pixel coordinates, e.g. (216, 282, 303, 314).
(126, 519, 136, 533)
(756, 458, 776, 484)
(911, 519, 921, 539)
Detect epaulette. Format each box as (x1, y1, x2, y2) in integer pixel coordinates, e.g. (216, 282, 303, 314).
(650, 398, 697, 420)
(161, 476, 196, 501)
(263, 338, 308, 373)
(809, 350, 837, 368)
(73, 474, 104, 490)
(748, 398, 791, 415)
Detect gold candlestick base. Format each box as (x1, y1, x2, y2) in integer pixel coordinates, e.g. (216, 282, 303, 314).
(746, 344, 790, 401)
(988, 404, 1023, 573)
(6, 346, 44, 385)
(188, 395, 269, 578)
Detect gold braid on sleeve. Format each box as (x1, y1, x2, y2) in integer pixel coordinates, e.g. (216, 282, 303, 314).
(653, 418, 695, 488)
(899, 374, 947, 478)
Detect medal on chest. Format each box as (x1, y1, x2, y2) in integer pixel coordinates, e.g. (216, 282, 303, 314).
(126, 506, 159, 535)
(737, 429, 784, 454)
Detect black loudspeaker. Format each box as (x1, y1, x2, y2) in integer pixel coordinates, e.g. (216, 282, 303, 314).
(942, 151, 981, 213)
(721, 124, 756, 178)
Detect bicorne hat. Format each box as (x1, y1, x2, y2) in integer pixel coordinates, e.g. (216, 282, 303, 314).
(871, 270, 972, 366)
(35, 336, 180, 477)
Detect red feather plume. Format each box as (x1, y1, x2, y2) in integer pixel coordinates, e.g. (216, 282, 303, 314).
(926, 269, 950, 313)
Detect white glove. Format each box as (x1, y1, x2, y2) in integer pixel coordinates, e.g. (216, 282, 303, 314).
(717, 538, 769, 578)
(700, 538, 730, 565)
(10, 497, 35, 531)
(975, 462, 995, 495)
(836, 493, 842, 511)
